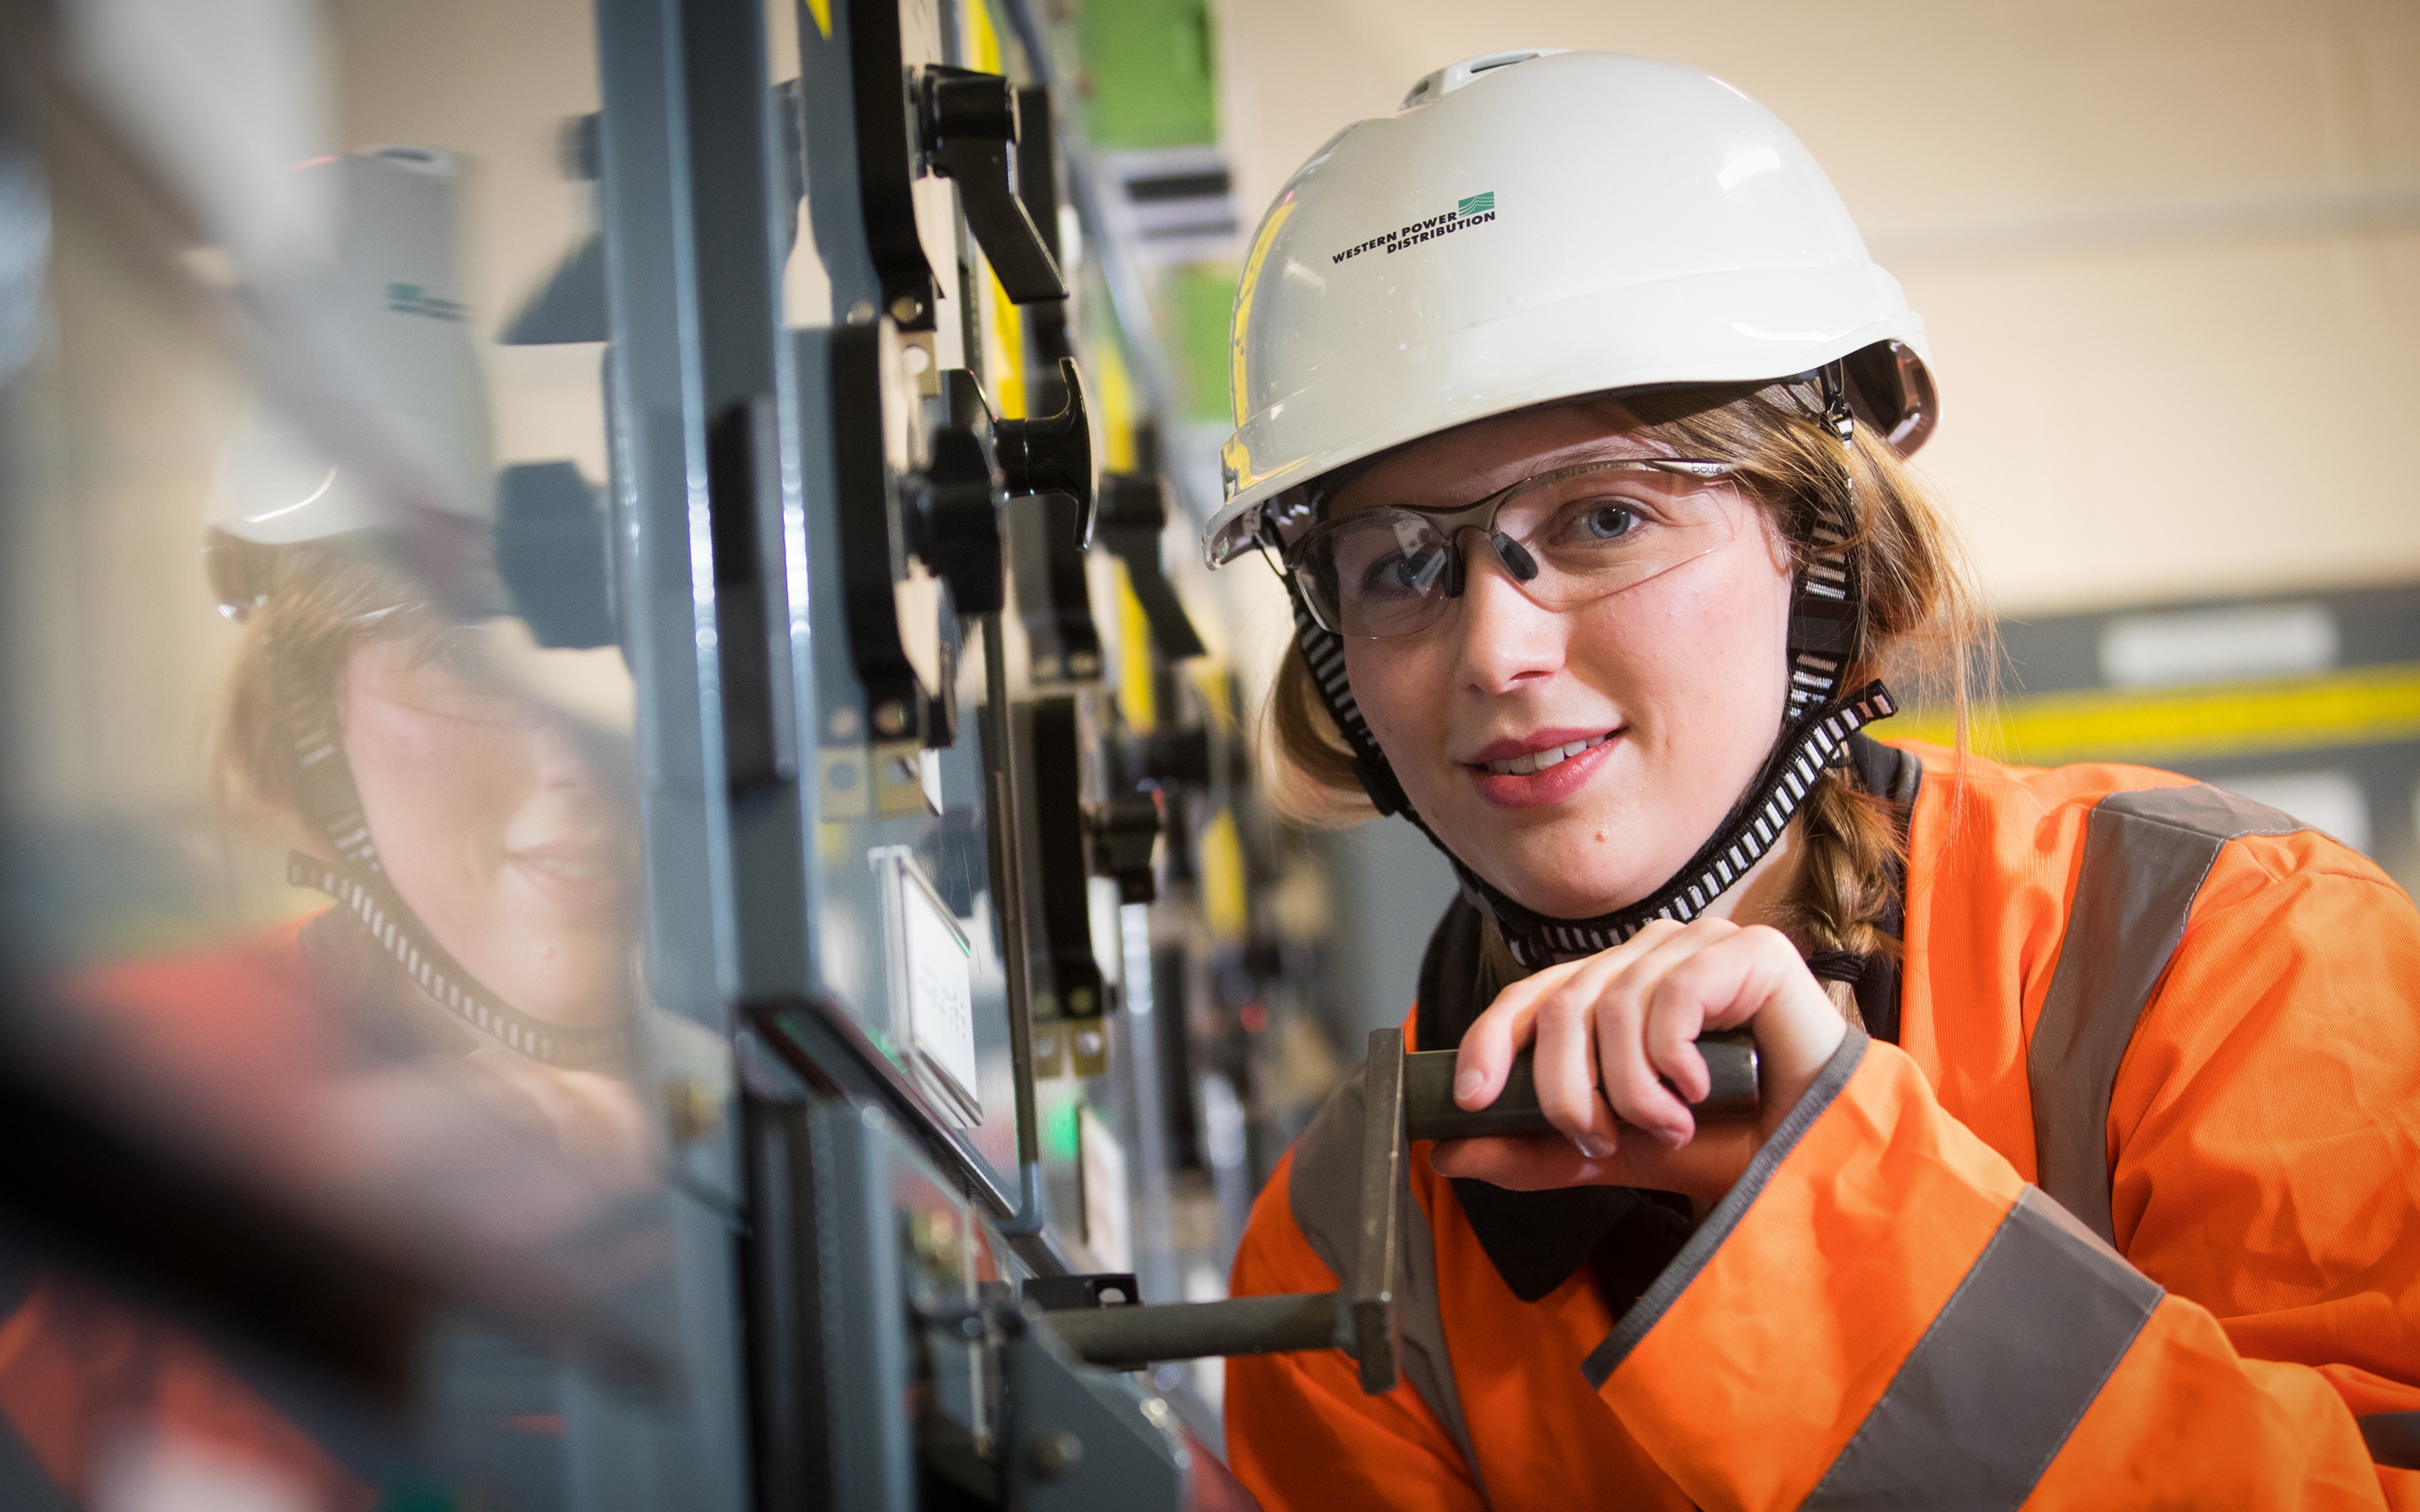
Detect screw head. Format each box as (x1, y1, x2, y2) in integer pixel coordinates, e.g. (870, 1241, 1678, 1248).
(874, 700, 911, 736)
(1024, 1429, 1083, 1482)
(890, 295, 924, 323)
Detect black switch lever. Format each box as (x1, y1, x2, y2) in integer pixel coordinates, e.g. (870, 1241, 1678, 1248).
(917, 67, 1066, 304)
(993, 356, 1097, 539)
(1087, 793, 1163, 905)
(1095, 471, 1207, 660)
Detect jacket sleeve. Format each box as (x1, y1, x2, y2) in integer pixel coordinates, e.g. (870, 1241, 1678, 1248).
(1225, 1149, 1488, 1512)
(1588, 842, 2420, 1510)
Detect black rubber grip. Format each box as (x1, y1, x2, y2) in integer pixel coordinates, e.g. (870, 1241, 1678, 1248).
(1401, 1030, 1759, 1142)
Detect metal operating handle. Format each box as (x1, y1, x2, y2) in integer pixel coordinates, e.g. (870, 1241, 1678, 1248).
(1033, 1029, 1761, 1393)
(1401, 1031, 1760, 1143)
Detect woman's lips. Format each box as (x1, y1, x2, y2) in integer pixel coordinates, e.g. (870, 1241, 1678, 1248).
(1464, 729, 1621, 810)
(505, 843, 625, 912)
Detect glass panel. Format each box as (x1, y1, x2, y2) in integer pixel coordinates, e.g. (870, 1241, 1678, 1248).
(0, 2, 741, 1506)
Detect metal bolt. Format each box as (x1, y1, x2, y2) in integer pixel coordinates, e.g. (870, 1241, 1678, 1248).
(890, 295, 924, 323)
(845, 299, 876, 325)
(665, 1077, 721, 1142)
(829, 706, 861, 739)
(874, 699, 911, 736)
(1024, 1430, 1084, 1482)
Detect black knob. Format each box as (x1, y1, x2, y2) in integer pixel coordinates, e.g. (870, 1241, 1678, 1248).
(995, 358, 1097, 544)
(1130, 726, 1212, 789)
(909, 427, 1004, 617)
(922, 68, 1017, 144)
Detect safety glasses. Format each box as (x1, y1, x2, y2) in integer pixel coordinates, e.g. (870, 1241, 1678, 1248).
(1275, 457, 1746, 639)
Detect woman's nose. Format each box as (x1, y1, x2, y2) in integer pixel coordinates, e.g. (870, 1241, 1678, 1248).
(1450, 541, 1566, 693)
(523, 714, 602, 792)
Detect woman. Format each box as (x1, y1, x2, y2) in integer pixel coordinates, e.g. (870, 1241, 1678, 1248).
(1213, 50, 2420, 1509)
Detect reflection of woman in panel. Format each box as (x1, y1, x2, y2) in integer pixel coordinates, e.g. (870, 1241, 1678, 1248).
(192, 144, 644, 1149)
(0, 148, 641, 1512)
(1212, 52, 2420, 1507)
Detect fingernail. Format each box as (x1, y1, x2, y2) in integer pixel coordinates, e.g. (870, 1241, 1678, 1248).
(1575, 1135, 1615, 1159)
(1454, 1068, 1483, 1103)
(1659, 1127, 1690, 1151)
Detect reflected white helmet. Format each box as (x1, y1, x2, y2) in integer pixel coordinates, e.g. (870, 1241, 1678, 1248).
(210, 145, 494, 546)
(1206, 49, 1933, 566)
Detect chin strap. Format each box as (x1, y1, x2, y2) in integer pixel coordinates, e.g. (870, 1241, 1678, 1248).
(288, 850, 626, 1068)
(1288, 362, 1896, 969)
(272, 632, 627, 1068)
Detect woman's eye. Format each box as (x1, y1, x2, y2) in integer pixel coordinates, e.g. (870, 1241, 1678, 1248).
(1566, 502, 1641, 543)
(1356, 545, 1442, 598)
(419, 629, 482, 673)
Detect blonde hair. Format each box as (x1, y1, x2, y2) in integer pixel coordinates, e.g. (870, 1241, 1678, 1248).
(1258, 381, 1989, 971)
(210, 533, 435, 830)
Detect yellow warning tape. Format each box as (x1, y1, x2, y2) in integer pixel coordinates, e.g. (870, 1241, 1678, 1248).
(1894, 662, 2420, 765)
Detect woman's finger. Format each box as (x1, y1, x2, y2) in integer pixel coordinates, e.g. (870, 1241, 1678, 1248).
(1527, 955, 1633, 1156)
(1646, 924, 1846, 1138)
(1451, 920, 1682, 1107)
(1450, 954, 1585, 1107)
(1428, 1118, 1760, 1204)
(1588, 923, 1722, 1144)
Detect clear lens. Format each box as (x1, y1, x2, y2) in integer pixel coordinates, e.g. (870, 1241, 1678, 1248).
(1291, 460, 1744, 638)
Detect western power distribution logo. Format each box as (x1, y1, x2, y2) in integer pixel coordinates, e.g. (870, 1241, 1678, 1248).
(1331, 191, 1497, 264)
(386, 282, 465, 321)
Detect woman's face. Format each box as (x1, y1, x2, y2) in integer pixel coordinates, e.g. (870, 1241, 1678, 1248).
(342, 626, 639, 1028)
(1333, 406, 1795, 919)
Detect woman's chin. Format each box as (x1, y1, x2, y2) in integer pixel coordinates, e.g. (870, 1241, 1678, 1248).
(1458, 838, 1674, 921)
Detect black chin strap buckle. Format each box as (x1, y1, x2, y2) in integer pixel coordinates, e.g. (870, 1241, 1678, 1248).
(1819, 360, 1856, 446)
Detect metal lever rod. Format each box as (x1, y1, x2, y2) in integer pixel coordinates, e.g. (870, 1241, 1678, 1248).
(1039, 1293, 1339, 1371)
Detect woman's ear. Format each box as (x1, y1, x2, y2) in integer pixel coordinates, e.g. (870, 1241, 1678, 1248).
(1759, 506, 1797, 582)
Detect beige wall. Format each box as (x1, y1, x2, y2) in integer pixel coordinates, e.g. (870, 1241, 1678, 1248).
(1210, 0, 2420, 616)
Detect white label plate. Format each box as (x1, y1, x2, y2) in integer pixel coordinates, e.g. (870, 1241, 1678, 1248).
(897, 863, 979, 1116)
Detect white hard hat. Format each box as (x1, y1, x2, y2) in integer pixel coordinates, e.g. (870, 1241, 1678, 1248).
(1207, 49, 1930, 565)
(211, 145, 494, 545)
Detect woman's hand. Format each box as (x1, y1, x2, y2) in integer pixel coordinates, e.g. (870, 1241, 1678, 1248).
(1425, 919, 1847, 1205)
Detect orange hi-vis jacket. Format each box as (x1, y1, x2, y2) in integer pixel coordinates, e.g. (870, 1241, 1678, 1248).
(1229, 745, 2420, 1509)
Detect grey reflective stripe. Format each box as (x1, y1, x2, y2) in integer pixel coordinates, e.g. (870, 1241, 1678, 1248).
(1804, 1187, 2163, 1510)
(1288, 1064, 1489, 1502)
(1583, 1027, 1871, 1387)
(2030, 785, 2303, 1243)
(2360, 1411, 2420, 1471)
